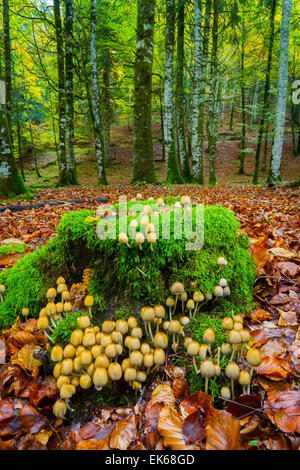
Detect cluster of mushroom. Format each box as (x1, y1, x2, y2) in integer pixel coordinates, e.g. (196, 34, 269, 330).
(51, 309, 169, 419)
(118, 194, 193, 253)
(166, 277, 230, 323)
(184, 314, 262, 399)
(35, 277, 76, 343)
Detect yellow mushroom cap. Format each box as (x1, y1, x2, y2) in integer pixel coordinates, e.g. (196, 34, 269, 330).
(77, 315, 91, 329)
(193, 291, 204, 303)
(136, 370, 146, 383)
(108, 362, 122, 381)
(56, 375, 70, 389)
(63, 302, 72, 313)
(186, 299, 195, 311)
(82, 332, 96, 348)
(71, 376, 80, 388)
(221, 343, 232, 355)
(184, 337, 193, 349)
(238, 370, 251, 386)
(80, 350, 93, 366)
(80, 373, 92, 389)
(225, 362, 240, 380)
(121, 357, 131, 372)
(203, 328, 215, 344)
(228, 330, 242, 345)
(91, 344, 102, 359)
(168, 319, 181, 334)
(100, 334, 112, 349)
(57, 283, 68, 294)
(180, 316, 190, 326)
(154, 332, 168, 349)
(222, 317, 234, 330)
(187, 341, 200, 357)
(119, 232, 129, 244)
(233, 314, 243, 324)
(73, 356, 82, 373)
(93, 367, 108, 388)
(105, 343, 117, 359)
(127, 317, 137, 329)
(47, 287, 57, 299)
(0, 285, 6, 294)
(116, 319, 129, 334)
(37, 316, 49, 331)
(60, 383, 75, 399)
(214, 285, 224, 297)
(240, 329, 250, 343)
(154, 305, 165, 319)
(166, 297, 175, 308)
(199, 344, 209, 361)
(141, 307, 155, 322)
(140, 343, 151, 355)
(220, 386, 231, 399)
(111, 330, 123, 344)
(102, 320, 115, 334)
(200, 360, 215, 378)
(84, 295, 94, 308)
(217, 257, 227, 266)
(147, 232, 157, 244)
(51, 345, 64, 362)
(63, 344, 76, 359)
(233, 322, 243, 332)
(95, 354, 110, 369)
(131, 327, 143, 339)
(22, 308, 29, 317)
(70, 329, 84, 347)
(56, 277, 65, 285)
(56, 302, 64, 314)
(124, 367, 137, 382)
(61, 358, 73, 375)
(130, 350, 143, 367)
(143, 353, 154, 368)
(53, 399, 67, 418)
(170, 282, 184, 295)
(246, 348, 262, 367)
(135, 232, 145, 245)
(62, 291, 70, 301)
(53, 362, 62, 378)
(153, 348, 165, 365)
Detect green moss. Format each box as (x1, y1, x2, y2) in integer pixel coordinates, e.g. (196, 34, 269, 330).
(50, 311, 88, 345)
(115, 305, 134, 320)
(0, 202, 256, 329)
(0, 244, 27, 257)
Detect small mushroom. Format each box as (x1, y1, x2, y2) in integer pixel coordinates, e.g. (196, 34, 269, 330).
(119, 232, 131, 248)
(170, 282, 185, 314)
(127, 317, 138, 330)
(51, 345, 64, 362)
(135, 232, 145, 251)
(53, 400, 67, 418)
(56, 276, 65, 285)
(63, 344, 76, 359)
(202, 328, 215, 352)
(108, 362, 122, 381)
(0, 284, 6, 302)
(200, 360, 215, 394)
(193, 291, 204, 316)
(153, 332, 168, 350)
(180, 291, 188, 313)
(80, 373, 92, 390)
(77, 315, 91, 329)
(222, 317, 233, 331)
(221, 343, 232, 360)
(180, 195, 191, 206)
(180, 316, 190, 327)
(95, 354, 110, 369)
(214, 285, 224, 298)
(228, 330, 241, 361)
(46, 287, 57, 301)
(93, 367, 108, 390)
(220, 386, 231, 400)
(70, 329, 84, 347)
(116, 319, 129, 334)
(225, 362, 240, 398)
(186, 299, 195, 318)
(141, 307, 155, 342)
(199, 344, 209, 361)
(223, 286, 231, 296)
(184, 337, 193, 349)
(219, 278, 227, 287)
(168, 320, 181, 352)
(238, 370, 251, 395)
(166, 297, 175, 321)
(22, 308, 29, 319)
(187, 341, 200, 374)
(147, 231, 157, 251)
(102, 320, 115, 334)
(153, 348, 165, 366)
(246, 348, 262, 393)
(124, 366, 137, 383)
(217, 256, 228, 272)
(140, 343, 151, 355)
(84, 296, 94, 315)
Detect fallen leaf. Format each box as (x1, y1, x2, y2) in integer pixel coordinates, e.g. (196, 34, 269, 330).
(109, 414, 137, 450)
(205, 408, 241, 450)
(256, 355, 294, 379)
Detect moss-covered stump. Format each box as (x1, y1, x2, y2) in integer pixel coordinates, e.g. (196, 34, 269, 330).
(0, 199, 255, 329)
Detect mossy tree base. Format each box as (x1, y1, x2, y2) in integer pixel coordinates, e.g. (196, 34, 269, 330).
(0, 200, 256, 329)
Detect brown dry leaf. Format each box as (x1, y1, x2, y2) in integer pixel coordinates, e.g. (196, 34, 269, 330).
(256, 355, 294, 379)
(150, 383, 176, 408)
(205, 408, 241, 450)
(0, 364, 29, 397)
(268, 247, 297, 259)
(158, 406, 200, 450)
(76, 438, 110, 450)
(250, 308, 272, 322)
(264, 388, 300, 433)
(12, 344, 43, 371)
(278, 309, 298, 326)
(259, 338, 287, 358)
(109, 414, 137, 450)
(277, 261, 300, 277)
(172, 376, 189, 399)
(29, 376, 58, 412)
(17, 403, 48, 434)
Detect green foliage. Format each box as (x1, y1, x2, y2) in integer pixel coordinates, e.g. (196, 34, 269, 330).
(188, 313, 227, 348)
(0, 244, 27, 257)
(115, 305, 133, 320)
(50, 311, 88, 345)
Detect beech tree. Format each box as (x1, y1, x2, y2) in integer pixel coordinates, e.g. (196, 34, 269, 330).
(132, 0, 157, 183)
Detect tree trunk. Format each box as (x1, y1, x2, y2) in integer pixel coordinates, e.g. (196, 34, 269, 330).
(132, 0, 157, 183)
(90, 0, 107, 185)
(54, 0, 68, 185)
(3, 0, 12, 139)
(164, 0, 184, 183)
(65, 0, 78, 185)
(102, 52, 112, 167)
(253, 0, 276, 184)
(0, 102, 27, 196)
(238, 31, 246, 174)
(229, 83, 237, 131)
(207, 0, 219, 185)
(268, 0, 292, 184)
(175, 0, 190, 181)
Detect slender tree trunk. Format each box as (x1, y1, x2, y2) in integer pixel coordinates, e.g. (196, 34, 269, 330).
(164, 0, 184, 183)
(253, 0, 276, 184)
(102, 51, 111, 167)
(90, 0, 107, 185)
(65, 0, 78, 185)
(268, 0, 292, 184)
(261, 124, 269, 171)
(3, 0, 12, 140)
(0, 97, 27, 195)
(238, 32, 246, 174)
(229, 82, 237, 131)
(191, 0, 203, 183)
(132, 0, 157, 183)
(54, 0, 68, 185)
(175, 0, 190, 181)
(207, 0, 219, 185)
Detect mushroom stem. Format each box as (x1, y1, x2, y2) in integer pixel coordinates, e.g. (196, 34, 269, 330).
(205, 377, 209, 395)
(192, 357, 198, 374)
(247, 367, 254, 394)
(243, 386, 247, 394)
(50, 318, 57, 329)
(169, 307, 172, 322)
(148, 322, 154, 343)
(144, 321, 149, 336)
(138, 243, 142, 251)
(231, 379, 235, 399)
(45, 332, 53, 343)
(173, 294, 179, 315)
(230, 346, 236, 362)
(0, 295, 3, 302)
(217, 347, 220, 366)
(150, 243, 153, 251)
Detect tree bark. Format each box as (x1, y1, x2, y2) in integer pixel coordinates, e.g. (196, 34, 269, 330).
(175, 0, 190, 181)
(102, 51, 112, 167)
(90, 0, 107, 185)
(164, 0, 184, 183)
(53, 0, 68, 185)
(65, 0, 78, 185)
(238, 29, 246, 174)
(3, 0, 12, 139)
(268, 0, 292, 184)
(253, 0, 276, 183)
(207, 0, 219, 185)
(132, 0, 157, 183)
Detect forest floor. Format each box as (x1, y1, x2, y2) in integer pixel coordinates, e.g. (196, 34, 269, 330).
(0, 124, 299, 450)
